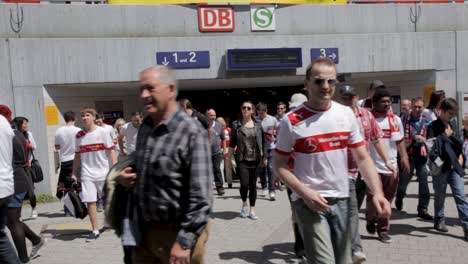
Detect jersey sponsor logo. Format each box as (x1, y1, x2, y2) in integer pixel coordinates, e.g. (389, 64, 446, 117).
(287, 108, 317, 126)
(80, 143, 107, 153)
(294, 132, 351, 154)
(382, 129, 391, 139)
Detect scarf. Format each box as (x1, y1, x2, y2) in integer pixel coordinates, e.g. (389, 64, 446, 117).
(371, 110, 400, 141)
(403, 114, 428, 157)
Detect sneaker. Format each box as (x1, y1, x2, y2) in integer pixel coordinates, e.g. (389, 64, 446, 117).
(29, 237, 46, 259)
(216, 187, 225, 196)
(249, 212, 258, 220)
(279, 184, 286, 191)
(434, 222, 448, 232)
(417, 210, 433, 221)
(30, 209, 38, 219)
(86, 231, 100, 242)
(366, 222, 376, 234)
(352, 251, 367, 264)
(269, 192, 276, 201)
(378, 232, 392, 243)
(262, 189, 268, 197)
(240, 207, 249, 218)
(97, 204, 104, 212)
(395, 198, 403, 211)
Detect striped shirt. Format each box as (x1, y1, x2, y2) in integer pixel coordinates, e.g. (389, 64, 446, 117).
(134, 109, 213, 248)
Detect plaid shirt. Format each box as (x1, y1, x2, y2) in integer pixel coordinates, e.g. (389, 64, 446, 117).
(134, 109, 213, 248)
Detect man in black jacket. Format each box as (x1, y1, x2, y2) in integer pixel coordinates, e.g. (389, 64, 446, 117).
(426, 98, 468, 240)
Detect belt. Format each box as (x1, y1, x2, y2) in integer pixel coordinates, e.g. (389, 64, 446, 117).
(324, 197, 348, 205)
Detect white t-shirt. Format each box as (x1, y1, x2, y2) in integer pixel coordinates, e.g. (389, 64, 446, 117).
(102, 124, 117, 142)
(260, 115, 278, 150)
(120, 122, 139, 154)
(275, 102, 364, 198)
(369, 114, 404, 174)
(0, 115, 14, 199)
(76, 126, 114, 181)
(55, 125, 81, 162)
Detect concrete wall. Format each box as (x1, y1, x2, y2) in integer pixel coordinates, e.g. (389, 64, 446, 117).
(0, 39, 13, 109)
(1, 4, 468, 38)
(7, 31, 455, 85)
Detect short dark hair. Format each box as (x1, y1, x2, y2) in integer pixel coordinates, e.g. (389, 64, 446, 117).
(372, 87, 392, 103)
(131, 112, 142, 117)
(95, 113, 104, 120)
(277, 102, 286, 108)
(256, 102, 267, 112)
(440, 98, 458, 112)
(63, 111, 76, 122)
(305, 57, 336, 80)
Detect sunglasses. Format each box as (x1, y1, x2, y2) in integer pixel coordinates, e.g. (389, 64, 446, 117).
(313, 78, 338, 86)
(242, 106, 252, 110)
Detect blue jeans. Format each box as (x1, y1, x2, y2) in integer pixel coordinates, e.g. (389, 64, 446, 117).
(0, 196, 21, 264)
(293, 198, 351, 264)
(259, 149, 274, 192)
(348, 178, 363, 255)
(433, 170, 468, 228)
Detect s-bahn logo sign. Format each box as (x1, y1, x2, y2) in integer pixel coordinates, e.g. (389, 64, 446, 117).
(251, 5, 275, 31)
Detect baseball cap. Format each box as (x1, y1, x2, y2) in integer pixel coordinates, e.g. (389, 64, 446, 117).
(369, 80, 385, 90)
(338, 85, 358, 97)
(0, 105, 12, 122)
(289, 93, 308, 108)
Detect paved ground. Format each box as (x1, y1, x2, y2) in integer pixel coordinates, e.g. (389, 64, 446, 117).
(17, 175, 468, 264)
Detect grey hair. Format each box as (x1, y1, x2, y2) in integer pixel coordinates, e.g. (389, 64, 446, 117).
(140, 66, 178, 91)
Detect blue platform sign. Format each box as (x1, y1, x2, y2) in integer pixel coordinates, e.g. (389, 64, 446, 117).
(311, 48, 339, 64)
(156, 51, 210, 69)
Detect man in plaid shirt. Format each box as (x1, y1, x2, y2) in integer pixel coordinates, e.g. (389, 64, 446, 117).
(117, 66, 213, 264)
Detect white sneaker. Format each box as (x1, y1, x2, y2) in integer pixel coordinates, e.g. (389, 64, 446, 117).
(269, 192, 276, 201)
(262, 189, 268, 197)
(31, 209, 38, 219)
(352, 251, 367, 264)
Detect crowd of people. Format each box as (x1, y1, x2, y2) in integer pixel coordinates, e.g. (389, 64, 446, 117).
(0, 61, 467, 264)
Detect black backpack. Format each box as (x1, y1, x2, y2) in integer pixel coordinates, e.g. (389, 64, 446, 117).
(64, 188, 88, 219)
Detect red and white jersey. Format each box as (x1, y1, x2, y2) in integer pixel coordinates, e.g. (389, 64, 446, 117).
(369, 114, 403, 174)
(76, 126, 114, 181)
(275, 102, 364, 198)
(347, 107, 384, 178)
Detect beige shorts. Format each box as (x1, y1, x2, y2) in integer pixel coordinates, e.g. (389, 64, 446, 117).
(81, 180, 105, 203)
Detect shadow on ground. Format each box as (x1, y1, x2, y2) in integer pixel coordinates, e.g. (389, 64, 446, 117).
(219, 242, 300, 264)
(42, 229, 90, 241)
(210, 211, 241, 220)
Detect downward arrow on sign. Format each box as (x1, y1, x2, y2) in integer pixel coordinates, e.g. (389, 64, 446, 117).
(162, 57, 169, 66)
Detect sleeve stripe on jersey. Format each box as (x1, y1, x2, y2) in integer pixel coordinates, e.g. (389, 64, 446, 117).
(348, 141, 365, 148)
(275, 148, 292, 156)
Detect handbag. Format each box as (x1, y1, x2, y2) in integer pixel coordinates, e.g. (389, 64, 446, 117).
(30, 151, 44, 183)
(426, 138, 443, 177)
(63, 184, 88, 219)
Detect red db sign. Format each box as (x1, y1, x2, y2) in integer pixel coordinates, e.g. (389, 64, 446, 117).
(198, 6, 235, 32)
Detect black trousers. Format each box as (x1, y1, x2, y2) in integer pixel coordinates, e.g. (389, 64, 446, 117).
(212, 151, 224, 188)
(238, 160, 259, 206)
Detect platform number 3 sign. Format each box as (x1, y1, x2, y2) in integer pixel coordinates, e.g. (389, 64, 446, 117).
(251, 5, 276, 31)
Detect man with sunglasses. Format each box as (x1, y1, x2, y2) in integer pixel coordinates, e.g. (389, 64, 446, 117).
(275, 102, 287, 122)
(274, 57, 391, 264)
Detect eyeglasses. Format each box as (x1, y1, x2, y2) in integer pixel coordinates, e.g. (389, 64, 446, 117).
(242, 106, 252, 110)
(313, 78, 338, 86)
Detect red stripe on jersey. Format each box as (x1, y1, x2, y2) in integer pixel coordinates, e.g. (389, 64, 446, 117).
(80, 143, 107, 153)
(382, 129, 391, 139)
(349, 141, 365, 148)
(76, 130, 86, 139)
(275, 148, 292, 156)
(287, 108, 318, 126)
(294, 132, 351, 154)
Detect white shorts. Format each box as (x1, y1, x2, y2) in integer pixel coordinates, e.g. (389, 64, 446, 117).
(81, 180, 105, 203)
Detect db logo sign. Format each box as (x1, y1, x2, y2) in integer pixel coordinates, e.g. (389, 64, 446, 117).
(198, 6, 235, 32)
(251, 5, 276, 31)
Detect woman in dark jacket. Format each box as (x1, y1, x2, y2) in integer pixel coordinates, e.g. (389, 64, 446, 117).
(426, 98, 468, 240)
(230, 101, 266, 220)
(8, 117, 45, 263)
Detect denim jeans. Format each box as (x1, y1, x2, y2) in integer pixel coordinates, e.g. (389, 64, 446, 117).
(0, 196, 21, 264)
(396, 155, 430, 211)
(293, 197, 351, 264)
(348, 178, 363, 255)
(259, 149, 274, 192)
(433, 170, 468, 228)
